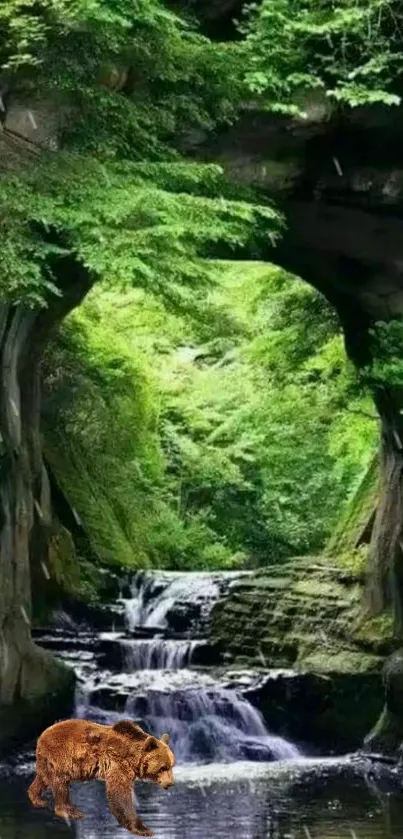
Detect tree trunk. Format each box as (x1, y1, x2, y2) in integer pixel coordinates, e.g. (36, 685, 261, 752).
(0, 256, 91, 754)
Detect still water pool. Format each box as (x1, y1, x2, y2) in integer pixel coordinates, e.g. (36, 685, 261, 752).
(1, 757, 403, 839)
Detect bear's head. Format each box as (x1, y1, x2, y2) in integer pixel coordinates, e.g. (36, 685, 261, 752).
(140, 732, 175, 789)
(113, 721, 175, 789)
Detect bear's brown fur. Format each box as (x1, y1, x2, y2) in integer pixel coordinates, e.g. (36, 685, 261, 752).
(27, 718, 175, 836)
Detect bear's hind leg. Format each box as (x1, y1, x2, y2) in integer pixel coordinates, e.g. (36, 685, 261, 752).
(52, 775, 83, 821)
(27, 774, 49, 809)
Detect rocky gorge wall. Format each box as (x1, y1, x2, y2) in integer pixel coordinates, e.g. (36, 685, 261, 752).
(209, 459, 400, 751)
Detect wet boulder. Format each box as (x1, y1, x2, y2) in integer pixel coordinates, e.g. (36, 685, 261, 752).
(364, 649, 403, 757)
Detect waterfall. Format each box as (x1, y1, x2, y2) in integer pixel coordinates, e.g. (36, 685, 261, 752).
(120, 638, 197, 670)
(124, 684, 300, 764)
(123, 570, 247, 631)
(37, 569, 301, 766)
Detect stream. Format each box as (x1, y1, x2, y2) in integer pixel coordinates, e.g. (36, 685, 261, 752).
(1, 569, 403, 838)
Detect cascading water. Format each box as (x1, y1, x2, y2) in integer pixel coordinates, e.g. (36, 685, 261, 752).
(124, 570, 248, 631)
(69, 570, 301, 765)
(120, 638, 197, 670)
(125, 683, 300, 763)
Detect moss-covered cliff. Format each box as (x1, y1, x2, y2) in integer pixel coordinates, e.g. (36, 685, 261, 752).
(211, 555, 395, 673)
(211, 453, 386, 668)
(209, 456, 399, 749)
(42, 309, 163, 573)
(325, 455, 379, 558)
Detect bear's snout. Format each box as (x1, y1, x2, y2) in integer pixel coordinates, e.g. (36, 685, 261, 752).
(160, 779, 174, 789)
(158, 770, 174, 789)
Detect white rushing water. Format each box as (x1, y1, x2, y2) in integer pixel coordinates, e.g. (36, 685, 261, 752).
(123, 570, 247, 631)
(76, 667, 300, 764)
(124, 682, 300, 764)
(120, 637, 198, 670)
(73, 569, 301, 765)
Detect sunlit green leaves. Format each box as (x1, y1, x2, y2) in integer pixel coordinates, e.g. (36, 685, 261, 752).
(44, 261, 378, 569)
(1, 154, 279, 306)
(242, 0, 403, 111)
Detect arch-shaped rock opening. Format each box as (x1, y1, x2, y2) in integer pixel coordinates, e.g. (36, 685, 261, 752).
(191, 102, 403, 631)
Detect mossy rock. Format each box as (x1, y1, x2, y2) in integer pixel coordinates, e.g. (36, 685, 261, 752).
(364, 650, 403, 756)
(210, 555, 395, 677)
(298, 649, 383, 675)
(48, 525, 82, 593)
(326, 455, 379, 558)
(0, 642, 75, 757)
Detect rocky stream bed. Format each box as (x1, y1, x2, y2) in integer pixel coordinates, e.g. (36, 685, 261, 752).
(1, 568, 403, 839)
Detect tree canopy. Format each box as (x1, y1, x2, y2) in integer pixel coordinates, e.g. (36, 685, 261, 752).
(242, 0, 402, 110)
(2, 0, 402, 311)
(0, 0, 280, 310)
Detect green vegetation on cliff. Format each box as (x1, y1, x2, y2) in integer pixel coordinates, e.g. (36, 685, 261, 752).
(43, 261, 378, 574)
(243, 0, 402, 110)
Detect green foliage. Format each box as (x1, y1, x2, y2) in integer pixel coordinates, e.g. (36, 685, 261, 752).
(242, 0, 403, 111)
(188, 262, 378, 558)
(1, 0, 280, 307)
(1, 0, 243, 152)
(2, 0, 401, 307)
(1, 154, 279, 307)
(44, 261, 378, 570)
(3, 0, 401, 122)
(43, 312, 161, 568)
(363, 319, 403, 388)
(1, 0, 387, 577)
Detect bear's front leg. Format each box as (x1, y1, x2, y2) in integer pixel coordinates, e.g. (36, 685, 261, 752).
(105, 774, 153, 837)
(51, 775, 83, 821)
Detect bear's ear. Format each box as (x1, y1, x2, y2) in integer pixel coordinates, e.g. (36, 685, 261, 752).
(113, 720, 147, 741)
(160, 733, 170, 746)
(143, 735, 159, 753)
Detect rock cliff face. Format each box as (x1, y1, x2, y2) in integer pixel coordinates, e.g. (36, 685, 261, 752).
(0, 127, 80, 756)
(210, 556, 391, 744)
(211, 556, 394, 675)
(209, 459, 400, 750)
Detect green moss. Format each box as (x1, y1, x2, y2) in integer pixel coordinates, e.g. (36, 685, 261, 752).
(334, 546, 369, 576)
(292, 578, 340, 597)
(48, 525, 81, 593)
(298, 649, 382, 675)
(45, 433, 149, 569)
(351, 613, 395, 648)
(326, 455, 379, 557)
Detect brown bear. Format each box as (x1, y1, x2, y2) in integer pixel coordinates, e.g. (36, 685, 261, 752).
(27, 718, 175, 836)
